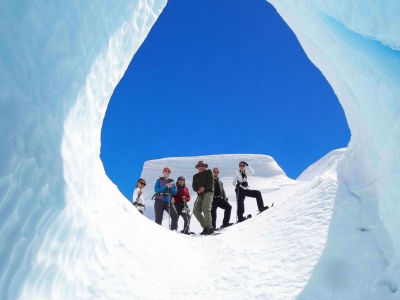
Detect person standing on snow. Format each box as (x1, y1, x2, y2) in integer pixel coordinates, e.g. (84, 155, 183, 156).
(233, 161, 269, 222)
(154, 167, 178, 230)
(173, 176, 191, 234)
(192, 160, 214, 235)
(132, 178, 146, 214)
(211, 167, 233, 230)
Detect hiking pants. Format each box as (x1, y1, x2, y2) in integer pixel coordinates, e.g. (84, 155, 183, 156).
(154, 199, 178, 230)
(193, 192, 213, 229)
(175, 203, 191, 234)
(237, 188, 265, 219)
(211, 197, 232, 229)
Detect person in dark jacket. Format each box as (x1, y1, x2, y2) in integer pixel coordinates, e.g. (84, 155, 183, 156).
(211, 167, 233, 230)
(173, 176, 191, 234)
(233, 161, 269, 222)
(154, 167, 178, 230)
(192, 160, 214, 235)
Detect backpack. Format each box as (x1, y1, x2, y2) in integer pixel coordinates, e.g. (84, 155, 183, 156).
(151, 177, 174, 201)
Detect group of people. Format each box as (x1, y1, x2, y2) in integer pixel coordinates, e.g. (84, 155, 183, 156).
(132, 160, 269, 235)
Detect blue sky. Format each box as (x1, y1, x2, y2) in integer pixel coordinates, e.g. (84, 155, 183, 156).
(100, 0, 350, 200)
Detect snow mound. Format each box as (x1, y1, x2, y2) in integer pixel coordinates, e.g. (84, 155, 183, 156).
(297, 148, 346, 181)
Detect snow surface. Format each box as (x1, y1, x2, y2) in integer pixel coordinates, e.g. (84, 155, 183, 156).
(1, 0, 400, 299)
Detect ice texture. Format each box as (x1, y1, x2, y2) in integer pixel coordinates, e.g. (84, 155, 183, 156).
(0, 0, 399, 299)
(267, 0, 400, 296)
(0, 1, 167, 298)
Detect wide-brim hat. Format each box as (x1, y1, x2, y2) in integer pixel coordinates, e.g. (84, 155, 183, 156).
(195, 160, 208, 168)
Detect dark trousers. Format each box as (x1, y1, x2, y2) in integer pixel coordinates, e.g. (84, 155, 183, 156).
(211, 197, 232, 229)
(236, 188, 265, 219)
(154, 200, 178, 230)
(175, 203, 191, 233)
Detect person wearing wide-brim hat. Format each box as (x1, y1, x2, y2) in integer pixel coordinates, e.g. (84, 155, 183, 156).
(192, 160, 214, 235)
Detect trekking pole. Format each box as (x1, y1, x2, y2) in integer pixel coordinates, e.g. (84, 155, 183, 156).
(168, 187, 171, 230)
(235, 188, 238, 223)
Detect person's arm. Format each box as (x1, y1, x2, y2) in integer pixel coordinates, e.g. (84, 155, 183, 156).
(245, 164, 255, 175)
(132, 187, 140, 202)
(184, 187, 191, 202)
(192, 175, 198, 193)
(220, 181, 227, 200)
(205, 169, 214, 191)
(232, 171, 242, 187)
(170, 182, 178, 195)
(154, 178, 167, 193)
(138, 190, 144, 204)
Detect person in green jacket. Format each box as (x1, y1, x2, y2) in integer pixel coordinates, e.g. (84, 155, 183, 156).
(192, 160, 214, 235)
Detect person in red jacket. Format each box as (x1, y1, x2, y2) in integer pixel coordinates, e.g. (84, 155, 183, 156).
(173, 176, 191, 234)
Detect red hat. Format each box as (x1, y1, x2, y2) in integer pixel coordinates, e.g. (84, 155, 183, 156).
(163, 167, 171, 172)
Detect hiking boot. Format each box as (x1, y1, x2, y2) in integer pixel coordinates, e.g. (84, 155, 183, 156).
(221, 223, 234, 228)
(206, 227, 214, 235)
(259, 206, 269, 213)
(237, 216, 248, 223)
(200, 228, 208, 235)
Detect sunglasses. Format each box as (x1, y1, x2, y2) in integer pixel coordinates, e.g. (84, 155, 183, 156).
(213, 171, 219, 173)
(239, 165, 245, 167)
(164, 170, 171, 173)
(198, 165, 205, 168)
(139, 182, 146, 186)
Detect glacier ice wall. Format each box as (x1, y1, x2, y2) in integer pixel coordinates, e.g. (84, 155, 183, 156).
(0, 0, 399, 298)
(266, 0, 400, 295)
(0, 0, 167, 298)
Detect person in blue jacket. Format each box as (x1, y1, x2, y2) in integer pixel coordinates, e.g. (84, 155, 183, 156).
(154, 167, 178, 230)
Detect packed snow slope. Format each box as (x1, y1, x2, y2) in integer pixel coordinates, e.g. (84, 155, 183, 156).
(0, 0, 399, 299)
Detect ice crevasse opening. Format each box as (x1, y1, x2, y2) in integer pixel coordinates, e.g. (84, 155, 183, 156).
(0, 0, 400, 299)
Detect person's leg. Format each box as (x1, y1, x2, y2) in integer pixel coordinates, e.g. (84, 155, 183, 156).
(245, 189, 265, 210)
(154, 200, 164, 225)
(237, 188, 246, 220)
(181, 211, 189, 233)
(184, 205, 192, 233)
(175, 204, 183, 223)
(169, 203, 179, 231)
(202, 192, 214, 229)
(211, 198, 219, 229)
(193, 196, 206, 229)
(219, 200, 232, 226)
